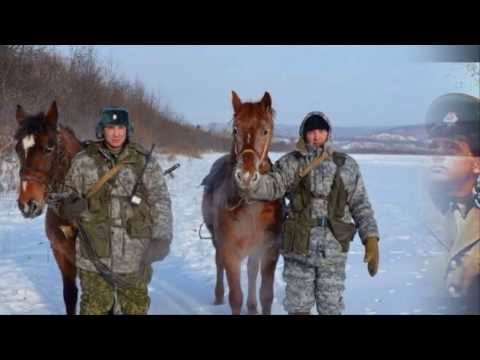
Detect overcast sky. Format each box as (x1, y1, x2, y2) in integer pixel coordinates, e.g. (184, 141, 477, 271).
(54, 45, 479, 128)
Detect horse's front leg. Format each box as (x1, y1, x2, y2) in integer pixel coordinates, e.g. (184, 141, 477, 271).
(47, 212, 78, 315)
(223, 247, 243, 315)
(247, 252, 260, 314)
(214, 241, 225, 305)
(260, 241, 279, 315)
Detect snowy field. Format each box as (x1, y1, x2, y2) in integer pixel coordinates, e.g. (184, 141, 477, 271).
(0, 153, 456, 315)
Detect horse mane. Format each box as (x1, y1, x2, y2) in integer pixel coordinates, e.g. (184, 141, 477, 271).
(201, 154, 232, 195)
(60, 126, 78, 140)
(14, 112, 50, 141)
(15, 112, 84, 190)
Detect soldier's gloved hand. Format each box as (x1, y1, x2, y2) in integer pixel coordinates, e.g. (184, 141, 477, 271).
(144, 238, 171, 265)
(364, 236, 379, 277)
(59, 194, 87, 221)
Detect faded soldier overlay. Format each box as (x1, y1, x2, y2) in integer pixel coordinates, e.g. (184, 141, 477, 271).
(0, 45, 478, 314)
(422, 93, 480, 315)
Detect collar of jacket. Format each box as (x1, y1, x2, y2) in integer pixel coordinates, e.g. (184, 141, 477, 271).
(451, 196, 476, 219)
(295, 136, 334, 159)
(96, 142, 137, 165)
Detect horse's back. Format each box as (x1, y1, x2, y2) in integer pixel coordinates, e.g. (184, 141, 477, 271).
(201, 154, 232, 231)
(201, 154, 231, 195)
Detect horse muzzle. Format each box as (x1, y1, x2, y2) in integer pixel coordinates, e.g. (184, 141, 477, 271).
(234, 168, 260, 190)
(18, 199, 45, 219)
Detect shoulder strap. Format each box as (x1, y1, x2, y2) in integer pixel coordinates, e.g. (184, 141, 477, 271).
(328, 151, 348, 219)
(85, 160, 127, 199)
(298, 150, 330, 179)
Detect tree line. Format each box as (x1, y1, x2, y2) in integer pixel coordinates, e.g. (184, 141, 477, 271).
(0, 45, 291, 157)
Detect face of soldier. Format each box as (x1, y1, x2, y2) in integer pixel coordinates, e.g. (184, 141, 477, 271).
(305, 129, 329, 148)
(428, 137, 480, 194)
(104, 124, 127, 150)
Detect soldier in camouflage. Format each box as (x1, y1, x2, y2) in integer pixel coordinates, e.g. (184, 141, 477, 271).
(236, 112, 380, 315)
(60, 107, 173, 315)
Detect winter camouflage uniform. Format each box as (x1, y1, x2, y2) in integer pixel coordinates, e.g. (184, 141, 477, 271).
(62, 140, 173, 315)
(244, 112, 379, 314)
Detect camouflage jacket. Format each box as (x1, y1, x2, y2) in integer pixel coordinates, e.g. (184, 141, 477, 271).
(63, 141, 173, 274)
(245, 114, 379, 266)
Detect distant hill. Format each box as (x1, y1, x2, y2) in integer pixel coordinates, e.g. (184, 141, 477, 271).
(368, 124, 428, 142)
(206, 122, 427, 140)
(205, 122, 430, 153)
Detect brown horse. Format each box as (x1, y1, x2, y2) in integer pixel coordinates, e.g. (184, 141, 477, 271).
(201, 91, 283, 315)
(14, 101, 83, 315)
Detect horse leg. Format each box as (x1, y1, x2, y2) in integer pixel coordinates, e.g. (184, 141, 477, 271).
(259, 245, 279, 315)
(214, 245, 225, 305)
(51, 238, 78, 315)
(223, 248, 243, 315)
(246, 253, 260, 315)
(46, 210, 78, 315)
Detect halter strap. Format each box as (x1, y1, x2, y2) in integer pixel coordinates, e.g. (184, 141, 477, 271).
(237, 132, 272, 170)
(18, 132, 62, 192)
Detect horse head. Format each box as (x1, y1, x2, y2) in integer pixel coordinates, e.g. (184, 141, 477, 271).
(231, 91, 274, 190)
(14, 101, 60, 218)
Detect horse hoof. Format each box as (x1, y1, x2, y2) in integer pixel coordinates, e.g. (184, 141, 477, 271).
(262, 307, 272, 315)
(213, 298, 224, 305)
(247, 308, 259, 315)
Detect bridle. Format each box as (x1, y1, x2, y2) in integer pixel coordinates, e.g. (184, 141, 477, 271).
(229, 125, 273, 212)
(18, 132, 62, 197)
(233, 127, 272, 169)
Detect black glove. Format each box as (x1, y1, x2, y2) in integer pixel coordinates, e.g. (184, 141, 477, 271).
(59, 194, 87, 221)
(144, 238, 171, 265)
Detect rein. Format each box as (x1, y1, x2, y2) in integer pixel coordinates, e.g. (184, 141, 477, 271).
(19, 130, 67, 197)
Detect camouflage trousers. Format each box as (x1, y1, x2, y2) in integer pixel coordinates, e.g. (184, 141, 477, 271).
(79, 269, 151, 315)
(282, 254, 348, 315)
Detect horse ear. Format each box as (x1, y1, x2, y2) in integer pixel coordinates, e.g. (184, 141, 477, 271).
(232, 91, 242, 115)
(16, 105, 26, 124)
(45, 101, 58, 127)
(260, 92, 272, 113)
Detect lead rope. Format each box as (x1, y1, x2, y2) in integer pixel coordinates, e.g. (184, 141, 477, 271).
(113, 285, 122, 314)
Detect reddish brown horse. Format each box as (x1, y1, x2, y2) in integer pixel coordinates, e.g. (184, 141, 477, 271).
(14, 102, 83, 315)
(201, 91, 283, 315)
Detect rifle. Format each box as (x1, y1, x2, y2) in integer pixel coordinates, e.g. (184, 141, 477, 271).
(46, 163, 181, 207)
(163, 163, 180, 176)
(129, 144, 156, 206)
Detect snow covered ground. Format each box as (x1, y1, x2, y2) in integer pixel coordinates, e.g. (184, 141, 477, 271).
(0, 153, 456, 315)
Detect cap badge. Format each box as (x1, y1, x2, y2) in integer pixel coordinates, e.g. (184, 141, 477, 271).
(443, 112, 458, 126)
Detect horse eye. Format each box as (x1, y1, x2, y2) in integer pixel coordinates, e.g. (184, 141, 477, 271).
(44, 146, 55, 154)
(263, 129, 269, 136)
(233, 127, 238, 135)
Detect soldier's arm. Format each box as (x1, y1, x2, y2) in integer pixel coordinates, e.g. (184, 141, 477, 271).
(58, 155, 87, 220)
(143, 156, 173, 246)
(62, 155, 85, 197)
(246, 153, 298, 201)
(345, 158, 379, 244)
